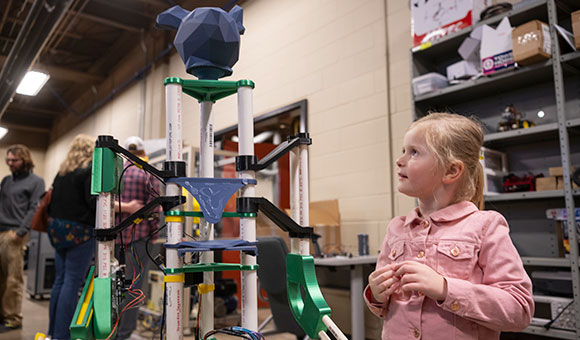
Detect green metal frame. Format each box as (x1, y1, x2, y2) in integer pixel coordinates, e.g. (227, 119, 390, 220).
(91, 147, 122, 194)
(93, 277, 114, 339)
(286, 254, 331, 339)
(70, 267, 95, 340)
(164, 77, 255, 103)
(165, 262, 258, 274)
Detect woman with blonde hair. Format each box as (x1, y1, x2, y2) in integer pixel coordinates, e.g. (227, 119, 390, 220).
(46, 134, 97, 340)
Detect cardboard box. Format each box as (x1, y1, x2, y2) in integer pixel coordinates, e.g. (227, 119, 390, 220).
(412, 0, 491, 46)
(546, 208, 580, 256)
(480, 16, 514, 75)
(536, 176, 557, 191)
(572, 10, 580, 49)
(556, 176, 580, 190)
(512, 20, 551, 66)
(310, 200, 341, 255)
(320, 287, 382, 340)
(284, 200, 342, 255)
(549, 166, 576, 177)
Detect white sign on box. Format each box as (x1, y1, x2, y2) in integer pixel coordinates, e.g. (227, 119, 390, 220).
(411, 0, 490, 46)
(480, 16, 514, 75)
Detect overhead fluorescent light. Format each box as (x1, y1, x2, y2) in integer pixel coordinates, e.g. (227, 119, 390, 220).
(16, 71, 50, 96)
(0, 127, 7, 140)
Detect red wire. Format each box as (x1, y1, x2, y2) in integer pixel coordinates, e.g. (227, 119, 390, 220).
(105, 226, 146, 340)
(197, 292, 202, 339)
(104, 288, 146, 340)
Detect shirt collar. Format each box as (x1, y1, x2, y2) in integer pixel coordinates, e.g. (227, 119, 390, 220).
(12, 171, 30, 179)
(404, 201, 478, 227)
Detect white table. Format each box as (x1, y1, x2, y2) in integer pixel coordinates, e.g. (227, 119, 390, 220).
(314, 255, 378, 340)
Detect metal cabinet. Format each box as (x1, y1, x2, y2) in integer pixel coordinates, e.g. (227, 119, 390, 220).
(410, 0, 580, 338)
(26, 230, 55, 299)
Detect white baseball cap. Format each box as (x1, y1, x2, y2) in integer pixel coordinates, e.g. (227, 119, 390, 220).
(124, 136, 145, 151)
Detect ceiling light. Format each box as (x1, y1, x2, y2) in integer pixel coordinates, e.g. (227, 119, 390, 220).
(16, 71, 50, 96)
(0, 127, 8, 140)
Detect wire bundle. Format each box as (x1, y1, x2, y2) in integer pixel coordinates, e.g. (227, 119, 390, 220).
(203, 327, 265, 340)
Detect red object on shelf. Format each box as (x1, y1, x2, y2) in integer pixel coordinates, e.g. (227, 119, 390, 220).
(503, 174, 536, 192)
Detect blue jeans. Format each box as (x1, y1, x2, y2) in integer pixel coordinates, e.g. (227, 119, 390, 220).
(48, 238, 94, 339)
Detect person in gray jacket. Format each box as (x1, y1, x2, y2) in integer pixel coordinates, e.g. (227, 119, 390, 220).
(0, 144, 45, 333)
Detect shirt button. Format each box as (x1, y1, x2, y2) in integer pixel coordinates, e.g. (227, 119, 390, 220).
(417, 250, 425, 258)
(421, 220, 429, 228)
(417, 291, 424, 297)
(451, 246, 460, 257)
(413, 327, 420, 338)
(391, 249, 397, 257)
(450, 301, 460, 311)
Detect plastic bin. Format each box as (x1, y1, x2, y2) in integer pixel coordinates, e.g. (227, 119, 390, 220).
(412, 72, 448, 96)
(480, 147, 508, 195)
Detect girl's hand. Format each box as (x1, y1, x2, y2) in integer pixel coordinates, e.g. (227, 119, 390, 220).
(368, 264, 400, 303)
(394, 261, 448, 301)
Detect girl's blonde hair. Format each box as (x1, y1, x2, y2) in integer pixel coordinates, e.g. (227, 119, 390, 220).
(58, 134, 95, 176)
(409, 112, 485, 208)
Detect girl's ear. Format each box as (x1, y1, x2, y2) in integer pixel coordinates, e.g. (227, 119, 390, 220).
(443, 160, 464, 184)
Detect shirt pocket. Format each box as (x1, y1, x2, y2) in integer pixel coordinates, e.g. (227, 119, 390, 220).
(436, 241, 477, 280)
(387, 241, 405, 263)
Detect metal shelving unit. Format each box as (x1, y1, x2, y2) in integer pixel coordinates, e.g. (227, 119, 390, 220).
(522, 256, 571, 267)
(410, 0, 580, 338)
(522, 325, 576, 339)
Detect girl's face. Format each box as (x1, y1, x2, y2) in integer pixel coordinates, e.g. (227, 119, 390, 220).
(396, 127, 445, 200)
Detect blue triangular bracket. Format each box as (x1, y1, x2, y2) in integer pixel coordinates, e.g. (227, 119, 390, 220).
(167, 177, 256, 224)
(165, 239, 258, 256)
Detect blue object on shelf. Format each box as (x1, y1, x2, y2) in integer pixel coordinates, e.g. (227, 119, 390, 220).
(156, 5, 245, 79)
(165, 239, 258, 256)
(167, 177, 256, 224)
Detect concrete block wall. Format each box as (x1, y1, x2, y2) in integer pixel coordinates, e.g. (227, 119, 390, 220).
(386, 1, 416, 220)
(43, 0, 417, 254)
(208, 0, 395, 255)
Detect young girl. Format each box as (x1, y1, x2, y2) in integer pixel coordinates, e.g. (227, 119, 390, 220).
(365, 113, 533, 339)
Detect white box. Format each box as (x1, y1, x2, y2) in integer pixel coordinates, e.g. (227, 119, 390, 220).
(458, 37, 481, 61)
(470, 25, 484, 41)
(546, 208, 580, 221)
(412, 72, 448, 96)
(412, 0, 491, 46)
(447, 60, 480, 81)
(481, 147, 508, 195)
(480, 16, 514, 75)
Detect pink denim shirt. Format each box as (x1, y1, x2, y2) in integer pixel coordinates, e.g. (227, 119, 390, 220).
(364, 201, 533, 339)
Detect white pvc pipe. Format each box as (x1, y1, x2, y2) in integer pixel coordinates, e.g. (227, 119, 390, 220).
(96, 193, 113, 277)
(298, 144, 310, 227)
(318, 330, 331, 340)
(322, 315, 349, 340)
(290, 148, 310, 256)
(200, 101, 215, 336)
(165, 83, 184, 340)
(299, 144, 310, 255)
(237, 85, 258, 331)
(166, 84, 183, 161)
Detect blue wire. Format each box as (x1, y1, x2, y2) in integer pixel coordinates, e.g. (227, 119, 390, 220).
(231, 327, 258, 340)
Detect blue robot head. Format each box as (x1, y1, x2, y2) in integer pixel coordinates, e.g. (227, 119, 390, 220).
(156, 5, 245, 80)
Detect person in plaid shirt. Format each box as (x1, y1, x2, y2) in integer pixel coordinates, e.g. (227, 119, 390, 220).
(114, 136, 160, 340)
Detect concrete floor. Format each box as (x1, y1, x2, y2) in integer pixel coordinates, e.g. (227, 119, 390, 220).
(0, 275, 296, 340)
